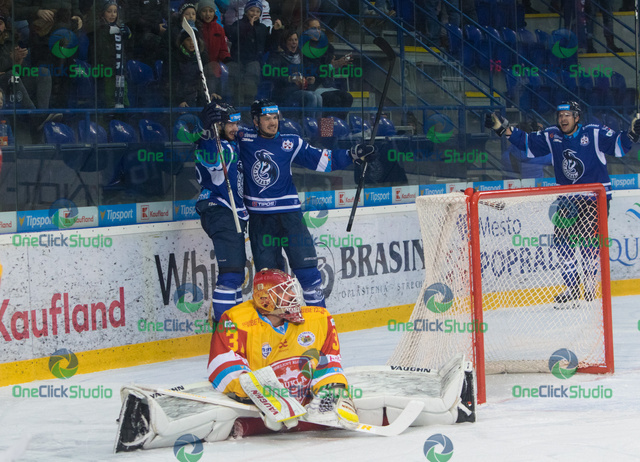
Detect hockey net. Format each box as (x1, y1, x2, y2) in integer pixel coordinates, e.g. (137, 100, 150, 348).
(387, 184, 614, 403)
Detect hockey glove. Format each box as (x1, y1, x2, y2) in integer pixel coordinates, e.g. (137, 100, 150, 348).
(305, 384, 359, 430)
(628, 113, 640, 143)
(349, 143, 377, 162)
(484, 112, 509, 137)
(200, 102, 224, 130)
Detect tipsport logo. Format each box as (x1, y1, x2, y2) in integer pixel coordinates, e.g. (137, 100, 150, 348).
(173, 283, 205, 314)
(423, 283, 454, 314)
(302, 197, 329, 229)
(550, 29, 578, 59)
(549, 348, 578, 379)
(423, 433, 454, 462)
(49, 348, 79, 379)
(425, 114, 454, 144)
(300, 29, 328, 59)
(548, 197, 579, 229)
(49, 198, 78, 229)
(173, 434, 203, 462)
(49, 29, 79, 59)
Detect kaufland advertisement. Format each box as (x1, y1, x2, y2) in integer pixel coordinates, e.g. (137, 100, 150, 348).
(0, 190, 638, 366)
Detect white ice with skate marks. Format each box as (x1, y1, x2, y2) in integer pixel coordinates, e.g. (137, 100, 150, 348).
(0, 295, 639, 461)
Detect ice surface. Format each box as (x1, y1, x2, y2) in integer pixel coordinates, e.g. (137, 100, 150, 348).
(1, 295, 639, 461)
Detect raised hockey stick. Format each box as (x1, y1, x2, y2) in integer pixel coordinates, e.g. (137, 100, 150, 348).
(346, 37, 396, 232)
(133, 382, 424, 436)
(182, 17, 242, 234)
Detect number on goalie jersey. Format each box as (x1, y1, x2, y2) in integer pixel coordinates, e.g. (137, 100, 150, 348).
(207, 270, 347, 404)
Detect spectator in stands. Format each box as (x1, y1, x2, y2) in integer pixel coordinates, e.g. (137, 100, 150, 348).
(86, 0, 131, 108)
(273, 0, 319, 30)
(224, 0, 274, 29)
(172, 26, 213, 107)
(586, 0, 622, 53)
(501, 121, 552, 179)
(224, 0, 272, 106)
(14, 0, 83, 109)
(195, 0, 232, 98)
(128, 0, 169, 67)
(0, 14, 37, 112)
(301, 18, 353, 120)
(266, 29, 322, 118)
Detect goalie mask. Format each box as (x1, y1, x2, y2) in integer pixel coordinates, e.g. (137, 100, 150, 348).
(253, 269, 304, 324)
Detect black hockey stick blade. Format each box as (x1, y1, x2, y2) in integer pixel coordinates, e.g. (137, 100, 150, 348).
(346, 37, 396, 232)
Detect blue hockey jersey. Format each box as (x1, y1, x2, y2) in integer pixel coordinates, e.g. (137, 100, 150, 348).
(237, 129, 353, 213)
(508, 123, 631, 198)
(195, 138, 248, 220)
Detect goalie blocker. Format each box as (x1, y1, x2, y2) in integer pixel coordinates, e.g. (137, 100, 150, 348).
(114, 355, 475, 452)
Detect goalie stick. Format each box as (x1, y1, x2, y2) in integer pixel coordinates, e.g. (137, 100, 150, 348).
(182, 17, 242, 234)
(346, 36, 396, 232)
(132, 382, 424, 436)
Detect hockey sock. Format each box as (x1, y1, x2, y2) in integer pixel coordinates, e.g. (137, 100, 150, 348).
(212, 272, 244, 321)
(293, 267, 326, 307)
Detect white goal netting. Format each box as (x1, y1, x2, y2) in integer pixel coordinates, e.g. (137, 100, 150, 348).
(387, 190, 609, 376)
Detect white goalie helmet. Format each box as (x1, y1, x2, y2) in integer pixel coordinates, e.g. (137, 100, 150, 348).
(253, 269, 305, 324)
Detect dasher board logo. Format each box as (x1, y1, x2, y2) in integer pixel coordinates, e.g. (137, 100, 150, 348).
(99, 204, 136, 227)
(173, 200, 198, 221)
(364, 188, 392, 206)
(0, 211, 17, 233)
(392, 186, 418, 204)
(446, 182, 468, 194)
(335, 189, 363, 208)
(137, 202, 172, 223)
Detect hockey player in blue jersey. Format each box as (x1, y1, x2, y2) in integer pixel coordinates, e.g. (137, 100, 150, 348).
(203, 99, 375, 308)
(196, 103, 248, 321)
(485, 101, 640, 306)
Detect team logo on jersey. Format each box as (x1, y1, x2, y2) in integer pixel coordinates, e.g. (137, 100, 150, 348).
(580, 135, 589, 146)
(252, 150, 280, 193)
(281, 139, 294, 151)
(262, 343, 272, 358)
(561, 149, 585, 183)
(297, 331, 316, 347)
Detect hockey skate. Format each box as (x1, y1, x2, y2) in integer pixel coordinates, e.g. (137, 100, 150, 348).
(553, 286, 581, 309)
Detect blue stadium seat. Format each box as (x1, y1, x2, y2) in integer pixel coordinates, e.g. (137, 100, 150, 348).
(610, 72, 635, 112)
(445, 23, 463, 61)
(377, 116, 397, 136)
(348, 114, 372, 135)
(330, 116, 351, 138)
(464, 25, 483, 69)
(78, 120, 108, 144)
(517, 28, 537, 66)
(534, 29, 550, 68)
(139, 119, 168, 142)
(44, 121, 76, 144)
(127, 60, 159, 107)
(110, 119, 138, 143)
(68, 59, 95, 108)
(303, 116, 319, 138)
(593, 75, 611, 108)
(560, 70, 578, 102)
(280, 118, 303, 136)
(500, 27, 518, 69)
(578, 75, 594, 105)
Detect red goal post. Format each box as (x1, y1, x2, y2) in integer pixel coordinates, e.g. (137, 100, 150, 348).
(387, 184, 614, 405)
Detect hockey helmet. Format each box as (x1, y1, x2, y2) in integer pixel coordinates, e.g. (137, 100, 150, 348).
(250, 99, 279, 118)
(556, 101, 582, 119)
(218, 102, 241, 123)
(253, 269, 304, 324)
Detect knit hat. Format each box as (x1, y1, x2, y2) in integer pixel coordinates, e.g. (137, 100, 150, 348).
(102, 0, 118, 11)
(244, 0, 263, 14)
(179, 2, 196, 15)
(197, 0, 216, 13)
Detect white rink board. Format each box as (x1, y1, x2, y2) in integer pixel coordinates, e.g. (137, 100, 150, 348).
(0, 190, 639, 364)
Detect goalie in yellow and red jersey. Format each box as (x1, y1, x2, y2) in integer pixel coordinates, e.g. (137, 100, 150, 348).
(206, 268, 358, 436)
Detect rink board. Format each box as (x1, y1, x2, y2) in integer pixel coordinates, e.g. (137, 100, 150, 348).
(0, 191, 639, 385)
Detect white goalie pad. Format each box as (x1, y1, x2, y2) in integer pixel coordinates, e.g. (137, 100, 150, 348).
(114, 384, 258, 453)
(346, 354, 474, 427)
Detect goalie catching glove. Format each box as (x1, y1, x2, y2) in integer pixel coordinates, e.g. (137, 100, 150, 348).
(484, 112, 510, 137)
(349, 143, 377, 162)
(628, 113, 640, 143)
(303, 384, 359, 430)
